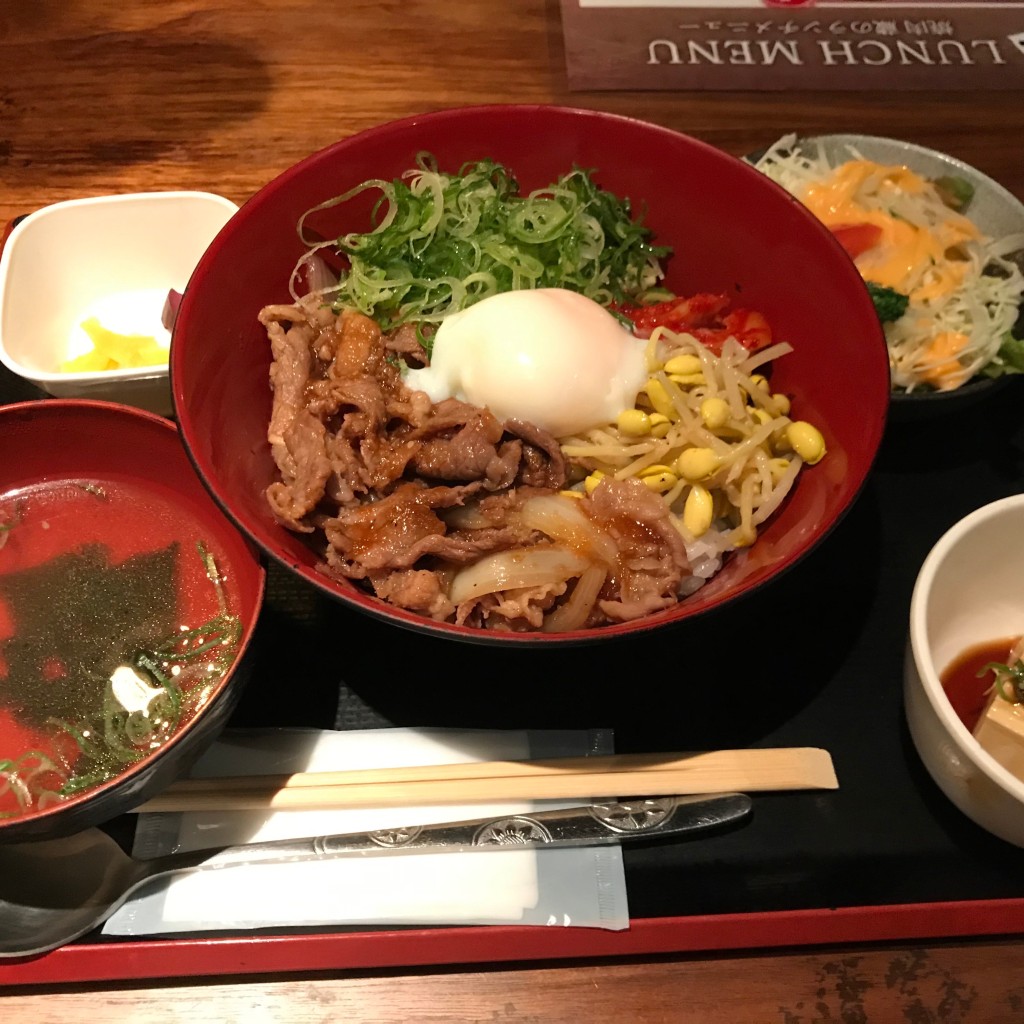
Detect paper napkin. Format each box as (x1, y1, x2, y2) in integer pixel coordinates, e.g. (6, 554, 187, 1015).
(102, 726, 629, 935)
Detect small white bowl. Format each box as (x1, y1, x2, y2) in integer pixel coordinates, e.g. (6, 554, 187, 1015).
(0, 191, 238, 415)
(905, 493, 1024, 847)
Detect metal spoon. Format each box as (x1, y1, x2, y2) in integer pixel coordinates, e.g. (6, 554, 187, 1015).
(0, 791, 751, 958)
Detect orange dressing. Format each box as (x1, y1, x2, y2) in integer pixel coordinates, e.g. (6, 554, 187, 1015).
(800, 159, 980, 302)
(918, 330, 972, 390)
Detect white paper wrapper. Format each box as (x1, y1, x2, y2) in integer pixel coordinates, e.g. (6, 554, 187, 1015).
(103, 727, 629, 935)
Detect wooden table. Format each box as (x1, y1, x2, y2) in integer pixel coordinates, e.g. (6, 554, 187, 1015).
(2, 2, 1024, 1020)
(3, 939, 1023, 1022)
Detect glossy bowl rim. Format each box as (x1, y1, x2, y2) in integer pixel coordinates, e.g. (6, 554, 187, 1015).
(171, 103, 889, 646)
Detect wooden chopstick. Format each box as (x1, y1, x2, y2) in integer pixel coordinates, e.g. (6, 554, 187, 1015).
(134, 748, 838, 813)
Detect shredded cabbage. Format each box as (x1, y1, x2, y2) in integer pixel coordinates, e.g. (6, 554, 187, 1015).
(750, 134, 1024, 392)
(294, 153, 670, 340)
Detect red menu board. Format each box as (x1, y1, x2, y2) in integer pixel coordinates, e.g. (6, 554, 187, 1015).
(559, 0, 1024, 88)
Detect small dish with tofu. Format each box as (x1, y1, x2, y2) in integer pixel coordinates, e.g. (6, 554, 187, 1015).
(905, 493, 1024, 847)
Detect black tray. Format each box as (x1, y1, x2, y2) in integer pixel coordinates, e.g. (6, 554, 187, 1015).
(231, 375, 1024, 922)
(3, 362, 1024, 965)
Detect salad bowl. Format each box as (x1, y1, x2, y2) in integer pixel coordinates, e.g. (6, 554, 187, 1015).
(749, 132, 1024, 421)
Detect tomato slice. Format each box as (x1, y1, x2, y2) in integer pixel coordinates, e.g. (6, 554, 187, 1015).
(830, 223, 882, 259)
(615, 293, 730, 334)
(613, 293, 773, 354)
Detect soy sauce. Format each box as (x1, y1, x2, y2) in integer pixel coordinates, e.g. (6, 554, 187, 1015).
(941, 637, 1020, 732)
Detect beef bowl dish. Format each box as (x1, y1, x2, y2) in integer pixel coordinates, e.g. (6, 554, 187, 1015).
(170, 105, 890, 645)
(0, 400, 265, 840)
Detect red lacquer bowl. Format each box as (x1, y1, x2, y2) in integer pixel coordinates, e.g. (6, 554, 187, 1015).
(171, 105, 888, 646)
(0, 399, 265, 840)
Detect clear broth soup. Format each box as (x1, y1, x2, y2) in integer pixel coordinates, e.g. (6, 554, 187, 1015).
(0, 478, 242, 819)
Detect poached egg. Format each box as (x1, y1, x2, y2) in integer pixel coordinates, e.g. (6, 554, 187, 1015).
(404, 288, 648, 438)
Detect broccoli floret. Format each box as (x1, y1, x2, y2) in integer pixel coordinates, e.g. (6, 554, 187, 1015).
(866, 281, 909, 323)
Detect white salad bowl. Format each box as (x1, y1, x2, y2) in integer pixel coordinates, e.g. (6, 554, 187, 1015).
(905, 493, 1024, 847)
(751, 133, 1024, 421)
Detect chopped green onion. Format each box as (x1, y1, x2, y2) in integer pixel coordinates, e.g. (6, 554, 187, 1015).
(980, 658, 1024, 703)
(982, 330, 1024, 378)
(298, 153, 671, 347)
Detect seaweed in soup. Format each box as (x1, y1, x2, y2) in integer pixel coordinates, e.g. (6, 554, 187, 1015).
(0, 521, 241, 815)
(0, 542, 178, 728)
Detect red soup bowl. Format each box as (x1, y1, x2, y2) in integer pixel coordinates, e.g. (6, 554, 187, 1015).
(0, 399, 265, 840)
(171, 104, 888, 647)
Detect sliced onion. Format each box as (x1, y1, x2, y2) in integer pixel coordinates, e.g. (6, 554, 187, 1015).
(449, 546, 590, 606)
(295, 253, 339, 297)
(989, 233, 1024, 258)
(440, 503, 495, 530)
(542, 564, 608, 633)
(161, 289, 183, 332)
(519, 495, 618, 567)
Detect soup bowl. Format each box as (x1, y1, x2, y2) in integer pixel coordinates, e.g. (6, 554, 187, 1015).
(905, 493, 1024, 848)
(171, 104, 890, 646)
(0, 399, 265, 841)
